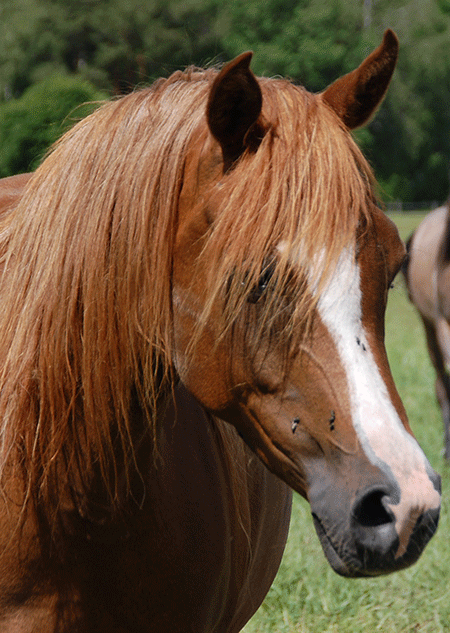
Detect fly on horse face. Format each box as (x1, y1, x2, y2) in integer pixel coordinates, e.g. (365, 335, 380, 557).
(0, 30, 441, 632)
(404, 203, 450, 459)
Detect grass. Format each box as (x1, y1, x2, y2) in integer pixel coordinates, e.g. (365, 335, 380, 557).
(243, 211, 449, 633)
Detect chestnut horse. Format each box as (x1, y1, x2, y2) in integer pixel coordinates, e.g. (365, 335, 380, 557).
(0, 31, 441, 632)
(404, 203, 450, 459)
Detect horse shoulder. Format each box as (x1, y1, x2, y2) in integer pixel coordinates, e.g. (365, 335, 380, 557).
(0, 384, 290, 633)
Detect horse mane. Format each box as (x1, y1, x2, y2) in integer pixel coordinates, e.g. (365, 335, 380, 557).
(0, 65, 375, 521)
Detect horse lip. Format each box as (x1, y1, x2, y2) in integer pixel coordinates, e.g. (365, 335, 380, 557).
(311, 506, 440, 578)
(311, 512, 385, 578)
(311, 513, 355, 577)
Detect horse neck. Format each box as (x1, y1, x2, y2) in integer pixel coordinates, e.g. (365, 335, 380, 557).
(19, 389, 158, 546)
(78, 389, 161, 523)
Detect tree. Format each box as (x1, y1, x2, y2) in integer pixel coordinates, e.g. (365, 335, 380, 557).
(365, 0, 450, 201)
(0, 74, 106, 176)
(0, 0, 221, 98)
(219, 0, 450, 203)
(1, 0, 450, 202)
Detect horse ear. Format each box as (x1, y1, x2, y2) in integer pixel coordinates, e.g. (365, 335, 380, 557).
(321, 29, 399, 129)
(207, 52, 263, 170)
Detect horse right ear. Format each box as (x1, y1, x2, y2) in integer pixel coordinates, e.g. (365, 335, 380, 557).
(321, 29, 399, 129)
(207, 52, 263, 171)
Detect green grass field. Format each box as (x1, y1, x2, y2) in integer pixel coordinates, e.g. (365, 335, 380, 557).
(243, 211, 450, 633)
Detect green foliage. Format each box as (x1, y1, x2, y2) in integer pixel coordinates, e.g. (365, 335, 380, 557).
(219, 0, 450, 204)
(0, 0, 450, 201)
(0, 0, 221, 96)
(219, 0, 366, 88)
(367, 1, 450, 203)
(244, 211, 450, 633)
(0, 74, 106, 176)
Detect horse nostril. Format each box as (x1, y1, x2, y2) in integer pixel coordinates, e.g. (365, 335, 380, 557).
(352, 489, 394, 528)
(351, 487, 399, 562)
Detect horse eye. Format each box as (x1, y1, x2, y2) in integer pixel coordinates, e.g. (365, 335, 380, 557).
(248, 265, 274, 303)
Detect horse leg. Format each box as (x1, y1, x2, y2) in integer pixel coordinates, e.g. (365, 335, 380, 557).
(423, 317, 450, 459)
(435, 377, 450, 459)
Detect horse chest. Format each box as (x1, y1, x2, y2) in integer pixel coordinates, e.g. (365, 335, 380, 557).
(0, 391, 290, 633)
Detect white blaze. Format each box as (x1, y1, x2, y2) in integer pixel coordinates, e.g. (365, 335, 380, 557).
(300, 245, 440, 556)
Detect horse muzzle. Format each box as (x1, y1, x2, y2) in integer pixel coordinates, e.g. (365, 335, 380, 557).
(310, 471, 441, 577)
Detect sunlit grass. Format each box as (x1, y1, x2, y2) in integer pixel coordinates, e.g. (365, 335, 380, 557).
(243, 211, 449, 633)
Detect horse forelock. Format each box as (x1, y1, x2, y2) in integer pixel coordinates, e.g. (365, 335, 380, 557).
(0, 65, 376, 523)
(195, 78, 375, 353)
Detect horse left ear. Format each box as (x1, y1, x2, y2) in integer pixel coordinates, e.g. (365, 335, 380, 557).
(207, 52, 263, 170)
(321, 29, 399, 129)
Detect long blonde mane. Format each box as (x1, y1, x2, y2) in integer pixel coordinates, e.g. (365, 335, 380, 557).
(0, 66, 375, 515)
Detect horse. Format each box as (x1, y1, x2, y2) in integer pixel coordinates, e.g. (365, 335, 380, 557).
(404, 202, 450, 459)
(0, 30, 441, 632)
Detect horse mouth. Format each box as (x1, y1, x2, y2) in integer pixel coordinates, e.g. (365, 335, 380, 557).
(311, 513, 357, 577)
(312, 508, 440, 578)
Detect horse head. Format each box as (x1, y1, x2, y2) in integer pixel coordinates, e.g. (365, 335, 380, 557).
(172, 30, 440, 577)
